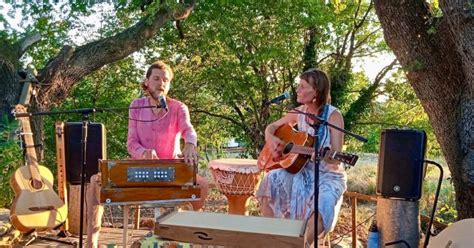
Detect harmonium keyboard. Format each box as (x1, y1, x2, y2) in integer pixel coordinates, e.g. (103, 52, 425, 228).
(100, 159, 200, 205)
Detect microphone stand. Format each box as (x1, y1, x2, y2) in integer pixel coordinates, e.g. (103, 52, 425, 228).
(289, 108, 367, 246)
(14, 104, 164, 247)
(422, 160, 443, 248)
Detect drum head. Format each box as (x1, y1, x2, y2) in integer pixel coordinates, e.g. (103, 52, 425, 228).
(209, 158, 260, 174)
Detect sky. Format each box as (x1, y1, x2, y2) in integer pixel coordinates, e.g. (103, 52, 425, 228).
(354, 55, 397, 81)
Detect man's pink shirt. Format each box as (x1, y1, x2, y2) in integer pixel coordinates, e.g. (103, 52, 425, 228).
(127, 97, 198, 159)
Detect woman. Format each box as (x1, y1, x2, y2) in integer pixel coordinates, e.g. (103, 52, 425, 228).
(256, 69, 346, 240)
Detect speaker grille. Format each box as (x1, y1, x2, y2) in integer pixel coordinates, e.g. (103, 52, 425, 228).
(64, 122, 106, 184)
(376, 129, 426, 200)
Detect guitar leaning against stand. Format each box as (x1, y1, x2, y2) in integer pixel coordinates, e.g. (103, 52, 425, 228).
(9, 104, 68, 233)
(258, 123, 359, 174)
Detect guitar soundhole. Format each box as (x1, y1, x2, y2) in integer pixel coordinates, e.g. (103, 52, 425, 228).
(30, 179, 44, 190)
(283, 143, 294, 156)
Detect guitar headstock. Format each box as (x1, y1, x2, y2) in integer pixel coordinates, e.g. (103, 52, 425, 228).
(333, 151, 359, 166)
(13, 104, 28, 119)
(323, 148, 359, 166)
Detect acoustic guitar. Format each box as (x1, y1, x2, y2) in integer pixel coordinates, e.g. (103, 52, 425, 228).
(257, 124, 358, 174)
(10, 104, 67, 232)
(427, 218, 473, 248)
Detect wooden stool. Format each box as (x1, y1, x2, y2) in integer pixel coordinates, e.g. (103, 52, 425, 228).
(122, 202, 195, 246)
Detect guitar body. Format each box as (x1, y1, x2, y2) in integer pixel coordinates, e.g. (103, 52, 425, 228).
(258, 124, 358, 174)
(427, 218, 474, 248)
(258, 124, 314, 174)
(10, 165, 68, 232)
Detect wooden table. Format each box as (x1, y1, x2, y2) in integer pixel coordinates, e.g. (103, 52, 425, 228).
(105, 198, 198, 247)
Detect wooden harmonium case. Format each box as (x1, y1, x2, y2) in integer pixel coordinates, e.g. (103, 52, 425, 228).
(100, 159, 200, 205)
(155, 211, 306, 248)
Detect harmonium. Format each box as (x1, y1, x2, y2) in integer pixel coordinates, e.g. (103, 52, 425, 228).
(100, 159, 200, 205)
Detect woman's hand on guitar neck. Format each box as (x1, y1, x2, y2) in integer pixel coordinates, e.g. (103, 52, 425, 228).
(310, 147, 341, 165)
(322, 148, 343, 168)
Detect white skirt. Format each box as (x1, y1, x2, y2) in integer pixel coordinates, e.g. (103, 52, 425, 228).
(256, 162, 346, 234)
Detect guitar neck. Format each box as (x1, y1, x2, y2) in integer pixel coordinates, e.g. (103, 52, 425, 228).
(15, 105, 42, 182)
(291, 145, 314, 156)
(22, 123, 38, 164)
(289, 144, 358, 166)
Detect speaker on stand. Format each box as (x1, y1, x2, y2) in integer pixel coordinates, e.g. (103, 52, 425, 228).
(64, 122, 106, 184)
(376, 128, 427, 201)
(375, 128, 427, 246)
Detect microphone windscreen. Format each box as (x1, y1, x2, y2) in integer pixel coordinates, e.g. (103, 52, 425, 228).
(159, 96, 168, 111)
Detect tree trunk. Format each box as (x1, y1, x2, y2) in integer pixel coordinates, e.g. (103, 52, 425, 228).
(374, 0, 473, 218)
(0, 41, 23, 118)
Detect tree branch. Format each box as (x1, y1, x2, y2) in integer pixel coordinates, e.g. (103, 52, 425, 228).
(316, 52, 337, 65)
(191, 109, 243, 128)
(174, 0, 195, 20)
(374, 58, 398, 84)
(346, 0, 374, 68)
(175, 20, 186, 39)
(353, 27, 382, 51)
(354, 0, 373, 30)
(13, 32, 41, 58)
(36, 1, 195, 108)
(232, 102, 246, 126)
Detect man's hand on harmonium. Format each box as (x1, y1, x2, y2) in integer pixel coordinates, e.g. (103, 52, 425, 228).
(142, 149, 159, 159)
(181, 143, 199, 166)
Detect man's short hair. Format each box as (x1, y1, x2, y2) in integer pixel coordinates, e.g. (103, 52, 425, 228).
(146, 60, 174, 80)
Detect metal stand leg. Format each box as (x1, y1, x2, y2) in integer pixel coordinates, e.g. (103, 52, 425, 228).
(134, 206, 141, 230)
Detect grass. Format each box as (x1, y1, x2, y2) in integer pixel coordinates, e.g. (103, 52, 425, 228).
(346, 164, 377, 196)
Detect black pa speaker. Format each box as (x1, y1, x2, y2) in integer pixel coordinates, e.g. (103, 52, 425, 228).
(376, 128, 427, 200)
(64, 122, 106, 184)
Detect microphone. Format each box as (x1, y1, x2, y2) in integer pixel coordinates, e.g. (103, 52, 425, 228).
(266, 92, 291, 106)
(159, 95, 168, 111)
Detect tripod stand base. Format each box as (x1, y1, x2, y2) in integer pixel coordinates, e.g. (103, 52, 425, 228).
(24, 231, 77, 246)
(57, 229, 72, 238)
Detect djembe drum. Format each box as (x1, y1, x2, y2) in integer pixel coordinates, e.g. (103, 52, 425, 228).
(209, 158, 261, 215)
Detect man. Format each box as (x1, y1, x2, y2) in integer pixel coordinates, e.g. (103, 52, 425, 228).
(86, 61, 209, 248)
